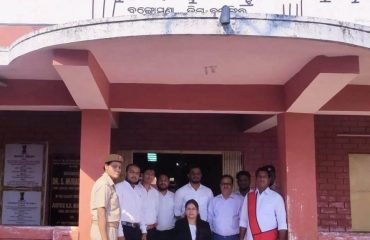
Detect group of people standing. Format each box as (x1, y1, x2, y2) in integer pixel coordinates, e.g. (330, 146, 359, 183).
(90, 154, 288, 240)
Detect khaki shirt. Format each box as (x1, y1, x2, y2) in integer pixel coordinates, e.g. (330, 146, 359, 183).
(90, 172, 120, 222)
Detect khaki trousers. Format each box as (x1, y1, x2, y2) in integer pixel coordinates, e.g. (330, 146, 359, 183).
(90, 222, 118, 240)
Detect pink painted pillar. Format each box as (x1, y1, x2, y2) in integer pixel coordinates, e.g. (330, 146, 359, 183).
(277, 113, 318, 240)
(79, 110, 111, 239)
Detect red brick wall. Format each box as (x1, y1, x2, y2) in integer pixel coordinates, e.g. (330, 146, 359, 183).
(111, 112, 277, 178)
(0, 111, 81, 155)
(0, 111, 277, 175)
(315, 115, 370, 232)
(0, 111, 277, 181)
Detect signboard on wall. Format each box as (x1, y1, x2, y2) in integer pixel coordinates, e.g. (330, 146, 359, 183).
(93, 0, 368, 24)
(3, 144, 44, 187)
(1, 191, 42, 225)
(0, 0, 368, 26)
(1, 143, 47, 225)
(49, 157, 79, 226)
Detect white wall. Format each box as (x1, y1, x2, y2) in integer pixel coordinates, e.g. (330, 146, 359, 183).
(0, 0, 369, 26)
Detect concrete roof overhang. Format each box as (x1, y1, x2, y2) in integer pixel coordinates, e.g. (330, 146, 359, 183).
(0, 13, 370, 131)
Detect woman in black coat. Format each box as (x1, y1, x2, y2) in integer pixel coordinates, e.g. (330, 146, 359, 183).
(174, 199, 212, 240)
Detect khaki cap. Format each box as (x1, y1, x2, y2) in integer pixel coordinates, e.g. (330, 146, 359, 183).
(105, 154, 124, 164)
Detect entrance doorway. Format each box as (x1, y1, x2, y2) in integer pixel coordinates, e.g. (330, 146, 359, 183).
(133, 152, 222, 194)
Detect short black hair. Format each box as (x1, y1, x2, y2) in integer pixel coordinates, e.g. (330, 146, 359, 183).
(261, 165, 275, 174)
(188, 165, 202, 174)
(236, 170, 251, 180)
(220, 174, 234, 184)
(157, 172, 169, 179)
(126, 163, 140, 173)
(255, 167, 272, 178)
(142, 165, 156, 174)
(260, 165, 276, 186)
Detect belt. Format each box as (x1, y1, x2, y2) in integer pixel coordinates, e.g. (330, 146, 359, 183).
(92, 220, 119, 229)
(121, 221, 140, 228)
(213, 232, 239, 239)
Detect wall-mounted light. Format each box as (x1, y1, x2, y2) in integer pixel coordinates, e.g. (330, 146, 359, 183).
(147, 152, 157, 162)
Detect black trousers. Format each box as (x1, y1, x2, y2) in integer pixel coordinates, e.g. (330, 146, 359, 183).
(147, 228, 157, 240)
(122, 224, 141, 240)
(155, 229, 174, 240)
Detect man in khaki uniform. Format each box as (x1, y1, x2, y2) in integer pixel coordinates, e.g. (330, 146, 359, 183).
(91, 154, 124, 240)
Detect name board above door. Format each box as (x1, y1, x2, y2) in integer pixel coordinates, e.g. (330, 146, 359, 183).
(0, 0, 369, 25)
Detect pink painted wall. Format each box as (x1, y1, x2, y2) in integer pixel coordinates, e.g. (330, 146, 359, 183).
(79, 110, 111, 239)
(0, 80, 75, 106)
(0, 25, 48, 47)
(277, 113, 318, 239)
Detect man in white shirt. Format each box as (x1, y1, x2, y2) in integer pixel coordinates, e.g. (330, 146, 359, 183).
(156, 173, 176, 240)
(136, 167, 160, 240)
(174, 165, 214, 221)
(208, 175, 243, 240)
(116, 164, 143, 240)
(239, 167, 288, 240)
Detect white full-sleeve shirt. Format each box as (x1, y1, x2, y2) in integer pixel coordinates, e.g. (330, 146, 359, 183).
(239, 187, 288, 240)
(157, 190, 176, 231)
(208, 193, 244, 236)
(115, 181, 144, 237)
(174, 183, 214, 221)
(135, 183, 160, 232)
